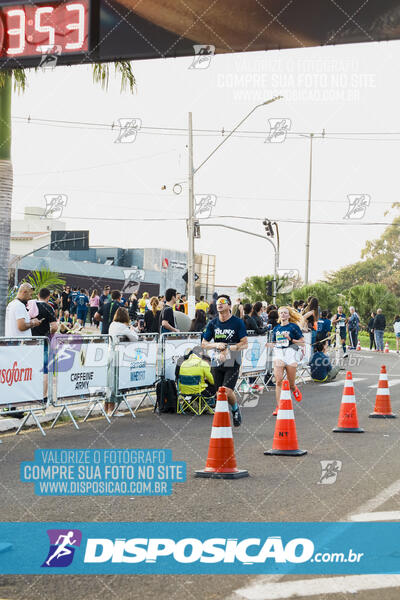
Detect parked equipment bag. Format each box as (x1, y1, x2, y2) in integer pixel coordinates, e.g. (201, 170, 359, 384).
(155, 379, 177, 413)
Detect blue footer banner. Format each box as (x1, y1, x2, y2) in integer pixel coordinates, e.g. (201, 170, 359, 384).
(0, 522, 400, 574)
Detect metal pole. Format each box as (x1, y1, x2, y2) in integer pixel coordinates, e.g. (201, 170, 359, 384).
(273, 222, 279, 304)
(304, 133, 314, 285)
(187, 112, 195, 318)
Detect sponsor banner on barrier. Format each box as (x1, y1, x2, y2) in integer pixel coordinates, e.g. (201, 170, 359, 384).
(54, 339, 110, 398)
(162, 336, 201, 380)
(0, 344, 44, 404)
(20, 448, 186, 496)
(241, 336, 270, 374)
(0, 522, 398, 574)
(118, 340, 158, 390)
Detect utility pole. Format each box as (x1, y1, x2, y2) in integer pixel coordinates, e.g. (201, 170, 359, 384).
(186, 97, 283, 318)
(187, 112, 195, 318)
(304, 133, 314, 285)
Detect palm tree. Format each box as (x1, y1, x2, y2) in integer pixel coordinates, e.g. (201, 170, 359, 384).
(0, 63, 135, 335)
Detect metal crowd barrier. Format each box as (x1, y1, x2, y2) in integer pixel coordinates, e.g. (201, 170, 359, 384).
(114, 333, 159, 417)
(50, 334, 113, 429)
(235, 331, 273, 401)
(159, 332, 202, 380)
(0, 336, 49, 436)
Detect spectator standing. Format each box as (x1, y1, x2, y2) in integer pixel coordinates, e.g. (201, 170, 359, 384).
(61, 285, 71, 315)
(373, 308, 386, 352)
(251, 302, 269, 335)
(138, 292, 149, 314)
(207, 292, 218, 320)
(69, 287, 79, 322)
(190, 309, 207, 332)
(232, 298, 244, 319)
(99, 286, 111, 309)
(5, 283, 41, 337)
(94, 290, 122, 334)
(367, 312, 376, 350)
(260, 301, 269, 325)
(267, 309, 279, 331)
(75, 289, 89, 327)
(243, 303, 258, 332)
(144, 297, 161, 333)
(31, 288, 58, 399)
(331, 306, 348, 357)
(302, 297, 319, 352)
(160, 288, 179, 333)
(181, 294, 188, 314)
(317, 310, 332, 343)
(393, 316, 400, 354)
(175, 293, 185, 313)
(347, 306, 360, 350)
(109, 307, 138, 342)
(128, 293, 138, 322)
(89, 290, 100, 326)
(196, 296, 209, 314)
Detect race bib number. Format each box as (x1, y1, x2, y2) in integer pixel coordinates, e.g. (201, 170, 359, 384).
(276, 332, 289, 348)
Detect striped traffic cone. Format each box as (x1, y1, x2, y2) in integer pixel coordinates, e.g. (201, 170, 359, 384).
(264, 380, 307, 456)
(369, 365, 396, 418)
(195, 387, 249, 479)
(333, 371, 364, 433)
(384, 342, 390, 353)
(356, 340, 361, 351)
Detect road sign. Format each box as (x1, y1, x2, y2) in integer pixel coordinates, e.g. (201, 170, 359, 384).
(182, 271, 199, 283)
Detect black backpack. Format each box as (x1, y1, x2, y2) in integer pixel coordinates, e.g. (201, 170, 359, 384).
(155, 379, 177, 414)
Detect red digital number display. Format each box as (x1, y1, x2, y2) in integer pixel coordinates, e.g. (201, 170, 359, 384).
(0, 0, 89, 57)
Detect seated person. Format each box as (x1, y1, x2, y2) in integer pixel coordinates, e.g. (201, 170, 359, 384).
(310, 340, 341, 383)
(175, 346, 216, 402)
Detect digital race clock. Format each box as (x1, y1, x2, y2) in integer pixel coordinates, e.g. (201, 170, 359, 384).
(0, 0, 98, 67)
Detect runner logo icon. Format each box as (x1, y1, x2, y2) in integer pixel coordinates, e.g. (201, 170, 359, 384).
(42, 529, 82, 568)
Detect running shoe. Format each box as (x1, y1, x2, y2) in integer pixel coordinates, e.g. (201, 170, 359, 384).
(343, 353, 349, 358)
(293, 386, 302, 402)
(232, 406, 242, 427)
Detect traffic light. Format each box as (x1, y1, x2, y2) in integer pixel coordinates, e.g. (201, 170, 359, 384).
(266, 280, 273, 296)
(263, 219, 274, 237)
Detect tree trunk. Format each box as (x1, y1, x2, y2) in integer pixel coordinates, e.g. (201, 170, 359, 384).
(0, 72, 12, 336)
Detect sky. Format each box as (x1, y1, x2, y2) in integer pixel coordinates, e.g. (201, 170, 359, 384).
(11, 38, 400, 286)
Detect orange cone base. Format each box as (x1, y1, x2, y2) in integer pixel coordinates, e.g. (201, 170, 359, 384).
(333, 426, 364, 432)
(264, 448, 307, 456)
(369, 411, 396, 419)
(195, 468, 249, 479)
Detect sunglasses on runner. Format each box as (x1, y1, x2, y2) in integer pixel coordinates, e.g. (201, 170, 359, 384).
(217, 298, 230, 305)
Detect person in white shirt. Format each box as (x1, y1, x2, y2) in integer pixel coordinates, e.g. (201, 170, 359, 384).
(108, 307, 139, 342)
(393, 315, 400, 354)
(5, 283, 41, 337)
(107, 307, 138, 416)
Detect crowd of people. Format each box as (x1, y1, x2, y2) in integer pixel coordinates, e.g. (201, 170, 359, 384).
(5, 282, 397, 421)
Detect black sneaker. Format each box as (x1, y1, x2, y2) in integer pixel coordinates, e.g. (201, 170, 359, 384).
(232, 406, 242, 427)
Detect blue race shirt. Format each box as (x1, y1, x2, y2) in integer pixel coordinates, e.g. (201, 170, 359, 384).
(317, 318, 332, 334)
(76, 294, 89, 308)
(203, 315, 247, 365)
(309, 351, 332, 381)
(334, 313, 346, 329)
(272, 323, 303, 348)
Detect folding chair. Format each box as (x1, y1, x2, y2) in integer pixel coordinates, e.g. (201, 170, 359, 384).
(177, 375, 215, 416)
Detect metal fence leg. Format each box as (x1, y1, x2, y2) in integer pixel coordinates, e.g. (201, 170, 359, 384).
(15, 409, 46, 437)
(51, 404, 80, 430)
(114, 395, 136, 419)
(83, 398, 110, 424)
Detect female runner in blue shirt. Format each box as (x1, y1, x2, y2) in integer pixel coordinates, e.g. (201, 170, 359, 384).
(265, 306, 305, 414)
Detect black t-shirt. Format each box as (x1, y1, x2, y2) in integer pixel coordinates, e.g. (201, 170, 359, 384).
(61, 291, 71, 310)
(160, 305, 175, 331)
(98, 300, 120, 334)
(31, 302, 57, 337)
(144, 310, 161, 333)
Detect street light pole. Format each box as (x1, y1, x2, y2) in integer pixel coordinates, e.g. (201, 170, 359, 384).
(187, 112, 196, 317)
(304, 133, 314, 285)
(186, 96, 283, 317)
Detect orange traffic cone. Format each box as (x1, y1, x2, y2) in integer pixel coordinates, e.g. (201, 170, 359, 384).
(195, 387, 249, 479)
(264, 380, 307, 456)
(384, 342, 390, 353)
(356, 340, 361, 351)
(369, 365, 396, 419)
(333, 371, 364, 433)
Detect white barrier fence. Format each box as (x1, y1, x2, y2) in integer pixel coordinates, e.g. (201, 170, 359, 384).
(0, 329, 313, 435)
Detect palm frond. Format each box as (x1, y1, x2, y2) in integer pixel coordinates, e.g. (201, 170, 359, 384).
(92, 61, 136, 93)
(24, 269, 65, 297)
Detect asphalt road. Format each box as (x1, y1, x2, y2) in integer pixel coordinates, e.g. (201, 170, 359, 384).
(1, 350, 400, 600)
